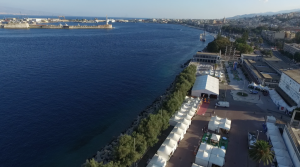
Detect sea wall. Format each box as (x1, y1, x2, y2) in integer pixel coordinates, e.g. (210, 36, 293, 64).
(4, 23, 29, 29)
(69, 24, 113, 29)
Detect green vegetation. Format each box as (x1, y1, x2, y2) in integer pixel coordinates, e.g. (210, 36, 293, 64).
(261, 50, 273, 56)
(207, 35, 231, 53)
(84, 65, 197, 167)
(249, 140, 274, 166)
(234, 32, 253, 54)
(237, 92, 248, 97)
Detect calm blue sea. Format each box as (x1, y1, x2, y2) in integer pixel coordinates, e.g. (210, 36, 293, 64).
(0, 22, 213, 167)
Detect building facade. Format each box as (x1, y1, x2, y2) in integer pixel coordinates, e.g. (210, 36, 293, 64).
(261, 30, 285, 43)
(278, 70, 300, 107)
(283, 43, 300, 55)
(282, 124, 300, 167)
(193, 52, 220, 64)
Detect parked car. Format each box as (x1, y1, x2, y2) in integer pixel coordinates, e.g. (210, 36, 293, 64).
(249, 90, 258, 94)
(215, 101, 229, 108)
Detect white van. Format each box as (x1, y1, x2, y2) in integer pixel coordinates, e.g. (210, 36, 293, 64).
(215, 101, 229, 108)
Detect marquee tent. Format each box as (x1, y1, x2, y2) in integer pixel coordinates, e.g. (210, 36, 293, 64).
(266, 116, 276, 123)
(195, 150, 210, 166)
(147, 154, 167, 167)
(266, 122, 277, 130)
(272, 141, 287, 150)
(169, 115, 183, 126)
(208, 120, 220, 131)
(191, 75, 219, 97)
(167, 132, 181, 143)
(269, 89, 296, 112)
(191, 163, 204, 167)
(162, 138, 177, 152)
(209, 154, 225, 167)
(275, 155, 293, 166)
(269, 135, 284, 143)
(273, 148, 290, 159)
(175, 122, 188, 134)
(199, 143, 213, 154)
(172, 127, 184, 139)
(211, 147, 226, 158)
(211, 134, 221, 142)
(211, 116, 222, 122)
(180, 118, 191, 126)
(157, 145, 173, 161)
(267, 128, 281, 138)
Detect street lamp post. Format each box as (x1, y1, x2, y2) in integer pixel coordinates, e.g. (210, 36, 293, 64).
(256, 130, 262, 140)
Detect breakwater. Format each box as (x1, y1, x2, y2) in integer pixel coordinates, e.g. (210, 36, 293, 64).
(1, 24, 113, 29)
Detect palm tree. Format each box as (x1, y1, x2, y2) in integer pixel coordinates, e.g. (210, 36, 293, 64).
(249, 140, 274, 166)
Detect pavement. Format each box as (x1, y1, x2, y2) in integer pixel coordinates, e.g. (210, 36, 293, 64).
(166, 84, 272, 167)
(230, 90, 263, 104)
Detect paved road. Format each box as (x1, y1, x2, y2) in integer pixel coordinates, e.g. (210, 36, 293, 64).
(166, 84, 274, 167)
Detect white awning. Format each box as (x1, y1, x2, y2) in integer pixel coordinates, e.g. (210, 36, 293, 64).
(157, 145, 173, 161)
(273, 148, 290, 159)
(167, 132, 180, 142)
(272, 141, 287, 150)
(191, 75, 219, 97)
(147, 154, 167, 167)
(195, 150, 210, 166)
(209, 154, 225, 166)
(211, 147, 226, 158)
(199, 143, 213, 153)
(276, 155, 293, 166)
(172, 127, 184, 139)
(162, 138, 177, 151)
(211, 134, 221, 142)
(175, 122, 188, 133)
(208, 120, 220, 131)
(269, 135, 284, 143)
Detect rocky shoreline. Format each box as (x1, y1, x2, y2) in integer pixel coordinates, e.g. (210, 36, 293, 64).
(84, 73, 179, 166)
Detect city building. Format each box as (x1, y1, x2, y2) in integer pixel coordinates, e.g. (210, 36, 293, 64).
(278, 69, 300, 107)
(263, 56, 291, 74)
(283, 43, 300, 55)
(261, 30, 285, 43)
(285, 31, 296, 40)
(192, 52, 220, 64)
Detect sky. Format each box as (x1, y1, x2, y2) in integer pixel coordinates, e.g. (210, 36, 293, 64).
(1, 0, 300, 19)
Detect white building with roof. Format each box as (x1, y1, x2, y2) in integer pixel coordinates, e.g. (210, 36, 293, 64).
(191, 75, 219, 98)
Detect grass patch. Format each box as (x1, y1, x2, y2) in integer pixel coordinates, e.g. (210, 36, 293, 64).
(237, 92, 248, 97)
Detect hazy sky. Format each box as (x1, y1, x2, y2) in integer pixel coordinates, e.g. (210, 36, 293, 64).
(1, 0, 300, 19)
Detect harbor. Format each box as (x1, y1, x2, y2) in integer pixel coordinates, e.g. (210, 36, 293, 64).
(0, 22, 113, 29)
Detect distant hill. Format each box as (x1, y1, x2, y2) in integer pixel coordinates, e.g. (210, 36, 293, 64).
(228, 8, 300, 19)
(0, 6, 64, 16)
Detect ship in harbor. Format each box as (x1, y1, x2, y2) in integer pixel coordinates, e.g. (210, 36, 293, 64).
(200, 31, 206, 42)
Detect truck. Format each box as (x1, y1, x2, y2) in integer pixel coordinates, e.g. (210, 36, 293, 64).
(215, 101, 229, 108)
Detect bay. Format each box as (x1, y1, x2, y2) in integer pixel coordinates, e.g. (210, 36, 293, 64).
(0, 22, 212, 167)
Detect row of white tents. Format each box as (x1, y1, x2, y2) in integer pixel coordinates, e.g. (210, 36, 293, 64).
(208, 116, 231, 133)
(269, 89, 296, 113)
(147, 97, 200, 167)
(266, 122, 294, 167)
(195, 143, 226, 167)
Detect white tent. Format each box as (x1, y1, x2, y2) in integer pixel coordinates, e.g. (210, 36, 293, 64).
(208, 120, 220, 131)
(167, 132, 181, 143)
(185, 113, 193, 120)
(266, 116, 276, 123)
(219, 118, 231, 131)
(169, 115, 182, 126)
(273, 148, 290, 158)
(195, 150, 210, 167)
(175, 122, 188, 134)
(211, 134, 221, 142)
(276, 155, 293, 166)
(191, 75, 219, 97)
(267, 128, 281, 138)
(211, 147, 226, 158)
(191, 163, 204, 167)
(180, 118, 191, 126)
(209, 154, 225, 167)
(162, 138, 177, 152)
(147, 154, 167, 167)
(157, 145, 173, 161)
(272, 141, 287, 150)
(269, 135, 284, 143)
(211, 116, 222, 122)
(269, 89, 296, 112)
(199, 143, 213, 154)
(266, 122, 277, 130)
(172, 127, 184, 139)
(187, 109, 195, 117)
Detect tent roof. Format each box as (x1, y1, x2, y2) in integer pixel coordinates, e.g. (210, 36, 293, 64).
(191, 163, 204, 167)
(157, 145, 173, 157)
(167, 132, 180, 142)
(211, 116, 222, 121)
(276, 155, 293, 166)
(175, 122, 187, 131)
(199, 143, 213, 153)
(147, 154, 167, 167)
(268, 128, 281, 136)
(180, 118, 191, 126)
(209, 154, 225, 166)
(172, 127, 184, 136)
(208, 120, 220, 131)
(196, 150, 210, 161)
(192, 75, 219, 95)
(211, 147, 226, 158)
(273, 148, 290, 158)
(272, 141, 287, 150)
(269, 135, 284, 143)
(211, 134, 221, 141)
(266, 123, 277, 130)
(162, 138, 177, 149)
(219, 121, 231, 130)
(267, 116, 276, 122)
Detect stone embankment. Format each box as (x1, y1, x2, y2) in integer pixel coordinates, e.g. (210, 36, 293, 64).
(3, 23, 29, 29)
(86, 77, 178, 165)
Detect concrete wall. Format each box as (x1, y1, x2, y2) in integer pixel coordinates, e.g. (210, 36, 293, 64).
(279, 73, 300, 106)
(4, 23, 29, 29)
(283, 129, 300, 167)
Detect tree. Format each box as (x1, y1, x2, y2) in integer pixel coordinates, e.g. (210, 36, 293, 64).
(249, 140, 274, 166)
(258, 37, 263, 44)
(295, 32, 300, 44)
